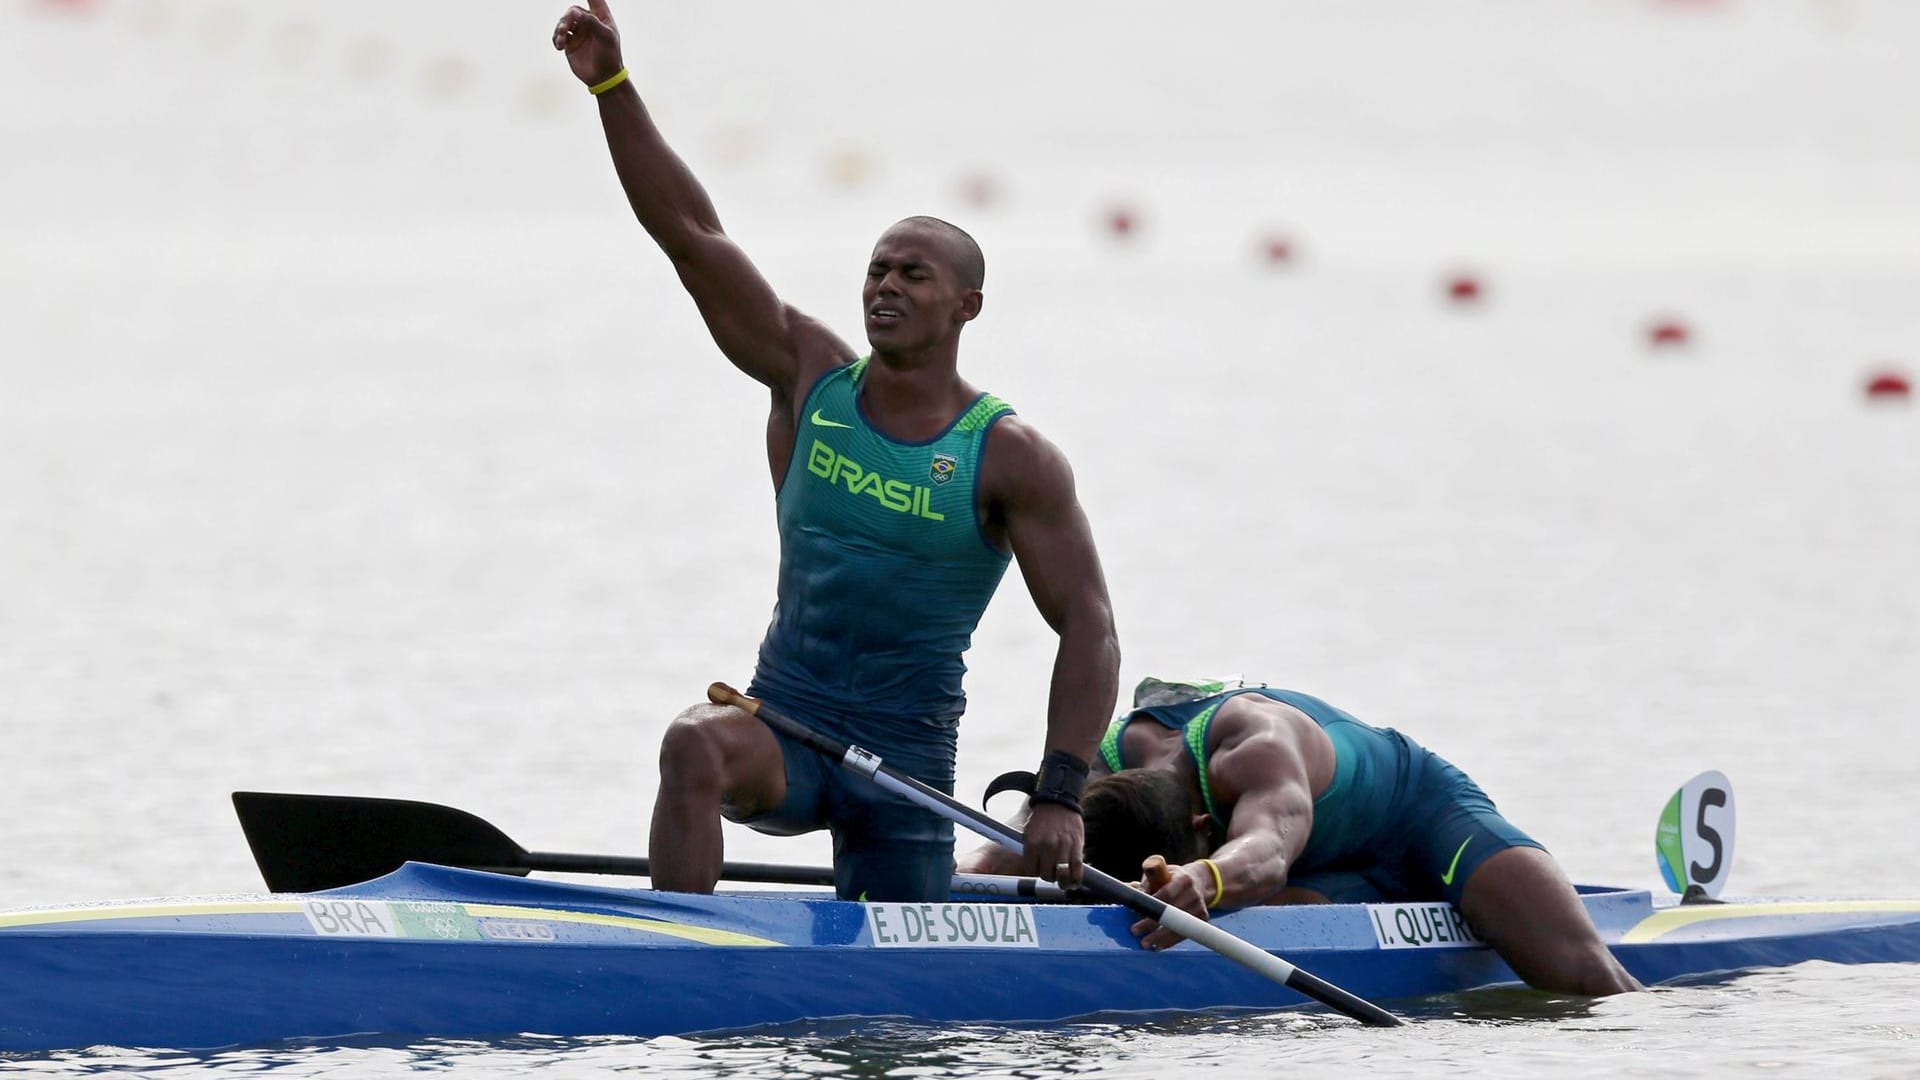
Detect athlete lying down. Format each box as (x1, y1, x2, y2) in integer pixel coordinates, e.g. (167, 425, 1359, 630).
(961, 678, 1640, 995)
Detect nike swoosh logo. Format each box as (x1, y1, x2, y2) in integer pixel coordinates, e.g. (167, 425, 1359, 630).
(810, 409, 852, 429)
(1440, 837, 1473, 886)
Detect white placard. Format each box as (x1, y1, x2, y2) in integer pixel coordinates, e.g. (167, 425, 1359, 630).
(302, 899, 399, 937)
(1366, 902, 1486, 950)
(866, 903, 1040, 948)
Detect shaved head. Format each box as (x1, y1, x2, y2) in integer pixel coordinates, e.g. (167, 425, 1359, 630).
(888, 216, 985, 291)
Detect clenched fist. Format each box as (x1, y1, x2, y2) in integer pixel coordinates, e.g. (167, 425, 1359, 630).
(552, 0, 624, 87)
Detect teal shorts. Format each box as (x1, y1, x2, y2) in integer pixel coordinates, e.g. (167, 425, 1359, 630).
(1290, 748, 1541, 907)
(735, 702, 956, 903)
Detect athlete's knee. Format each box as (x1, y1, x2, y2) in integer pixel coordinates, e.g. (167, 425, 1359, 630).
(658, 704, 783, 808)
(658, 709, 716, 777)
(657, 705, 742, 792)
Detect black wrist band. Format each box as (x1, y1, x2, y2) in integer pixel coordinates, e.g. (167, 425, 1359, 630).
(1029, 750, 1091, 814)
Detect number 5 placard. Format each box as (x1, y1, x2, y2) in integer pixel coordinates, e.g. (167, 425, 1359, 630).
(1656, 770, 1736, 898)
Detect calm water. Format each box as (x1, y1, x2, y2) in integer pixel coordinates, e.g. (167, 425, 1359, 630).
(2, 0, 1917, 1074)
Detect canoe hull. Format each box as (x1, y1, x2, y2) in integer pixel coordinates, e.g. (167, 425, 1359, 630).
(2, 864, 1916, 1052)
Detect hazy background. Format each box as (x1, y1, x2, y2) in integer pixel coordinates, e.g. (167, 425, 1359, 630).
(2, 0, 1917, 1071)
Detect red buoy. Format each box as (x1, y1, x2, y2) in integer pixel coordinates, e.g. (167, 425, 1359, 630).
(1647, 317, 1691, 347)
(1445, 273, 1482, 304)
(1104, 205, 1138, 239)
(1864, 370, 1912, 402)
(1258, 233, 1295, 267)
(958, 173, 1000, 209)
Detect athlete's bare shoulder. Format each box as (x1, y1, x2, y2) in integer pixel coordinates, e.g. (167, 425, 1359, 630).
(783, 311, 862, 403)
(972, 413, 1077, 546)
(1214, 693, 1301, 736)
(977, 414, 1072, 502)
(1209, 695, 1335, 802)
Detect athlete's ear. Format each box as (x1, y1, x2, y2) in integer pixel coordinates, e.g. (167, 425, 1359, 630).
(1192, 813, 1213, 852)
(956, 288, 983, 323)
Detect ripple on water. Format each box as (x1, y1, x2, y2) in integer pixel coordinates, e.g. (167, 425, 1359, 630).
(3, 965, 1917, 1079)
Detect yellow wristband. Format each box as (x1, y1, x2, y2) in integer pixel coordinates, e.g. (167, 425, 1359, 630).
(588, 67, 630, 96)
(1198, 858, 1225, 908)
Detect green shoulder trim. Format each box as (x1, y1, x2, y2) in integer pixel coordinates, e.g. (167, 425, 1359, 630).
(955, 393, 1011, 433)
(848, 357, 869, 380)
(1186, 702, 1225, 823)
(1098, 716, 1127, 773)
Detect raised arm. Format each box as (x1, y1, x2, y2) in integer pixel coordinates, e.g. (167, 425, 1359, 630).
(984, 419, 1121, 886)
(553, 1, 852, 397)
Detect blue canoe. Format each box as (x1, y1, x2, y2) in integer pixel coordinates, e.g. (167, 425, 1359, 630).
(2, 862, 1918, 1052)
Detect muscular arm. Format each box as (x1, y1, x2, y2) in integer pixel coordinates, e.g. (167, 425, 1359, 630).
(985, 419, 1121, 883)
(557, 2, 851, 400)
(1202, 737, 1316, 906)
(1132, 728, 1319, 951)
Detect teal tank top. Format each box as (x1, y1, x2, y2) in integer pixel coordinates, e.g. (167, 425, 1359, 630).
(749, 360, 1014, 760)
(1096, 686, 1415, 873)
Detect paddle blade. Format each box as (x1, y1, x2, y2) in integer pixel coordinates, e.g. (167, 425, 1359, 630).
(1655, 771, 1735, 898)
(232, 791, 533, 892)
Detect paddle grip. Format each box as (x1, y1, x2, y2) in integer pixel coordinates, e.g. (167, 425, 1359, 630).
(708, 682, 756, 714)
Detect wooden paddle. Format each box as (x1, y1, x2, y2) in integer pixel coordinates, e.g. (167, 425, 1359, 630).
(707, 682, 1404, 1028)
(232, 791, 838, 892)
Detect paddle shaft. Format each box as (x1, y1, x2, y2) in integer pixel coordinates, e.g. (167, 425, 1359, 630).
(513, 851, 835, 886)
(504, 853, 1065, 898)
(709, 683, 1402, 1028)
